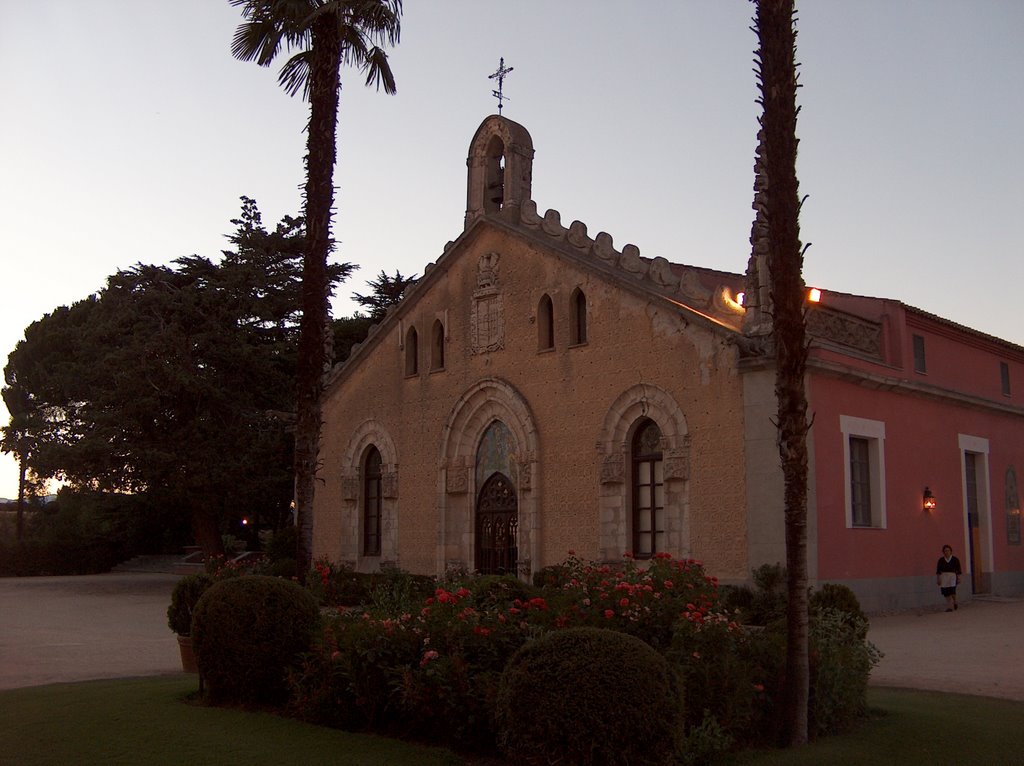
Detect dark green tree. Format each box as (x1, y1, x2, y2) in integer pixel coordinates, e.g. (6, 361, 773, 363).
(331, 269, 416, 362)
(752, 0, 810, 745)
(1, 200, 348, 555)
(230, 0, 402, 573)
(351, 269, 417, 321)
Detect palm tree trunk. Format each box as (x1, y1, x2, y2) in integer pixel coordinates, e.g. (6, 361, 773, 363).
(754, 0, 810, 746)
(294, 13, 341, 575)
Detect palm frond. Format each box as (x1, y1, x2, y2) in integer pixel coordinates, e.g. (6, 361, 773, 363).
(278, 52, 313, 99)
(361, 47, 396, 94)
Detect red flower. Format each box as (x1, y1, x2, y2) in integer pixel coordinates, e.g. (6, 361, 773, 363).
(619, 598, 629, 608)
(604, 609, 615, 619)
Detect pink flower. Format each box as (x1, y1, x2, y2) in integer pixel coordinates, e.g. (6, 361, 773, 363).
(420, 650, 439, 668)
(619, 598, 630, 608)
(604, 609, 615, 619)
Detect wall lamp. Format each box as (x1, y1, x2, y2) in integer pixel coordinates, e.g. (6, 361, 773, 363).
(923, 487, 937, 512)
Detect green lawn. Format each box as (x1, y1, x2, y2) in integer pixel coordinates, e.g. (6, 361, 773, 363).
(0, 678, 1021, 765)
(736, 688, 1024, 765)
(0, 676, 462, 766)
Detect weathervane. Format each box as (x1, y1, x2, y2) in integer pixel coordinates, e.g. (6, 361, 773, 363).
(489, 57, 513, 114)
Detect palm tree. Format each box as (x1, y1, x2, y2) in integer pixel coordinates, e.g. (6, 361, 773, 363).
(752, 0, 810, 746)
(230, 0, 402, 574)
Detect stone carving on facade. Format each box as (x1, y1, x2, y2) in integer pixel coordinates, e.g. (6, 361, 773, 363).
(592, 231, 617, 264)
(600, 452, 625, 484)
(341, 475, 358, 502)
(471, 253, 504, 354)
(518, 460, 532, 491)
(806, 307, 882, 358)
(446, 465, 470, 495)
(382, 471, 398, 499)
(476, 251, 500, 289)
(567, 220, 591, 249)
(663, 435, 691, 482)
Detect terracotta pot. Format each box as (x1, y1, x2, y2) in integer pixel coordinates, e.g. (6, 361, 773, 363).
(176, 634, 198, 674)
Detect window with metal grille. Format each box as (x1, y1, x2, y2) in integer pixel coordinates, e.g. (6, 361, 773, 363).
(404, 326, 418, 376)
(431, 319, 445, 371)
(849, 436, 872, 527)
(537, 294, 554, 351)
(570, 287, 587, 345)
(632, 419, 664, 558)
(912, 334, 926, 374)
(363, 447, 382, 556)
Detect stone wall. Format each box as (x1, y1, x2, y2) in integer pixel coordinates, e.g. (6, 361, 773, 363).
(314, 220, 750, 581)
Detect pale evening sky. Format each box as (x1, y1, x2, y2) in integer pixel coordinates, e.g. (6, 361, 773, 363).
(1, 1, 1022, 499)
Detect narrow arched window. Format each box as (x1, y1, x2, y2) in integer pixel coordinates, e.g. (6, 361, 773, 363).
(632, 419, 664, 558)
(570, 287, 588, 345)
(363, 447, 382, 556)
(537, 294, 554, 351)
(405, 326, 418, 376)
(484, 135, 506, 213)
(431, 319, 445, 370)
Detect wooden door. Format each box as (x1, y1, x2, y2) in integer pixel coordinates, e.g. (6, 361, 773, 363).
(475, 472, 518, 575)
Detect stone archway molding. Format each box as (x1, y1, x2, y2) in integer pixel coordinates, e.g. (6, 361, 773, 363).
(597, 383, 691, 561)
(339, 419, 399, 569)
(437, 377, 540, 577)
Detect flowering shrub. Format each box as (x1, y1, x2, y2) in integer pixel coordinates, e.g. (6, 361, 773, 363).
(303, 556, 369, 606)
(537, 552, 720, 651)
(669, 611, 784, 748)
(204, 551, 269, 580)
(287, 553, 880, 757)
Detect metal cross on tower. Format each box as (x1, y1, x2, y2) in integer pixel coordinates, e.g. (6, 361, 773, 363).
(489, 57, 513, 114)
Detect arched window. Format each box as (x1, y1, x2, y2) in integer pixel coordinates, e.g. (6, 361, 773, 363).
(363, 446, 382, 556)
(484, 135, 506, 214)
(431, 319, 445, 370)
(404, 325, 418, 376)
(570, 287, 587, 345)
(537, 294, 554, 351)
(632, 419, 664, 558)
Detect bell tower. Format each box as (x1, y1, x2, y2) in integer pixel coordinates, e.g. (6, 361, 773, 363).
(465, 115, 534, 229)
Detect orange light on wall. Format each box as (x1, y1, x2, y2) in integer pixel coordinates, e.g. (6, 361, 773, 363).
(808, 287, 822, 303)
(923, 487, 937, 512)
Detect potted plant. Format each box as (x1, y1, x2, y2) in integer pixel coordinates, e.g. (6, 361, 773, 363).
(167, 572, 214, 673)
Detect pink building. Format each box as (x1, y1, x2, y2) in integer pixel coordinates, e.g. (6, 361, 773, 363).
(795, 293, 1024, 611)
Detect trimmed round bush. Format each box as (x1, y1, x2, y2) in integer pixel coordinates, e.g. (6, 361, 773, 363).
(191, 575, 320, 705)
(166, 572, 214, 635)
(496, 627, 685, 766)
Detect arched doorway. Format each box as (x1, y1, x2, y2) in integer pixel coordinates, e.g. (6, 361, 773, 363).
(475, 472, 518, 575)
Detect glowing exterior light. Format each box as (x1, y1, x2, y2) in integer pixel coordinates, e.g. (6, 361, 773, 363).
(808, 287, 822, 303)
(923, 487, 937, 512)
(736, 291, 746, 306)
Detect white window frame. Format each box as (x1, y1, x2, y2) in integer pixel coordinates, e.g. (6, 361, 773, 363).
(840, 415, 887, 529)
